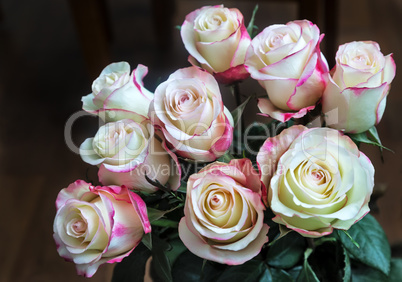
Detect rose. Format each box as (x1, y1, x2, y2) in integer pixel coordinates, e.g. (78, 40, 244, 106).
(245, 20, 329, 122)
(178, 159, 269, 264)
(181, 5, 251, 84)
(149, 66, 233, 162)
(257, 126, 374, 238)
(53, 180, 151, 277)
(82, 62, 154, 121)
(79, 117, 180, 193)
(322, 41, 396, 133)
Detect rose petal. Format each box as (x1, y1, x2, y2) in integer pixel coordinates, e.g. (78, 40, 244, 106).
(257, 98, 315, 122)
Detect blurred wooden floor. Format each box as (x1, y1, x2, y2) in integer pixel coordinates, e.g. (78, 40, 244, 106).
(0, 0, 401, 281)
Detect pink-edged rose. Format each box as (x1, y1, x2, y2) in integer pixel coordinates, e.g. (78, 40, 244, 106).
(257, 126, 374, 238)
(322, 41, 396, 133)
(181, 5, 251, 84)
(79, 117, 180, 193)
(53, 180, 151, 277)
(179, 159, 269, 265)
(82, 62, 153, 121)
(245, 20, 329, 122)
(150, 67, 233, 162)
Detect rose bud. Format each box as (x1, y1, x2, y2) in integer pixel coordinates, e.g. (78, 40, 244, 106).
(181, 5, 251, 84)
(82, 62, 154, 121)
(53, 180, 151, 277)
(322, 41, 396, 133)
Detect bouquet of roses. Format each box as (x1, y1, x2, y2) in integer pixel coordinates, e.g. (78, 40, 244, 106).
(53, 4, 400, 281)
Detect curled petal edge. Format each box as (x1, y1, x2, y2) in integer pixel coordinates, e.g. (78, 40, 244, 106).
(257, 98, 315, 122)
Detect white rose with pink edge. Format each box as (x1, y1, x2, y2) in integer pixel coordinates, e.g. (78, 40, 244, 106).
(79, 115, 181, 193)
(181, 5, 251, 84)
(82, 62, 153, 121)
(245, 20, 329, 122)
(257, 126, 374, 238)
(178, 159, 269, 265)
(322, 41, 396, 133)
(149, 66, 233, 162)
(53, 180, 151, 277)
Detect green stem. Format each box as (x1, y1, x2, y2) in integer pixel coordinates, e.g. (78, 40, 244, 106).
(307, 238, 316, 250)
(144, 174, 184, 203)
(231, 82, 244, 156)
(232, 82, 242, 109)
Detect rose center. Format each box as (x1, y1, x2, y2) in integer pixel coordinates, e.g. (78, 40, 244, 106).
(169, 87, 203, 117)
(94, 122, 128, 156)
(92, 72, 128, 95)
(211, 15, 223, 26)
(264, 31, 295, 53)
(353, 54, 370, 65)
(210, 194, 223, 208)
(73, 219, 87, 233)
(311, 169, 324, 181)
(67, 217, 88, 238)
(270, 34, 283, 47)
(180, 95, 190, 104)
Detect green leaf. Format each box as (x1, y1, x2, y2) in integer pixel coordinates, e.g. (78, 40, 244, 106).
(112, 243, 151, 282)
(313, 236, 337, 247)
(266, 231, 306, 269)
(258, 268, 273, 282)
(389, 258, 402, 282)
(287, 266, 302, 281)
(150, 236, 173, 282)
(246, 4, 259, 38)
(147, 206, 180, 223)
(141, 232, 152, 250)
(341, 230, 360, 248)
(217, 260, 266, 282)
(351, 261, 388, 282)
(367, 126, 386, 160)
(266, 268, 294, 282)
(171, 251, 204, 281)
(297, 248, 319, 282)
(217, 151, 235, 163)
(165, 238, 187, 267)
(308, 238, 349, 281)
(343, 246, 351, 282)
(336, 214, 391, 275)
(352, 259, 402, 281)
(367, 126, 382, 146)
(151, 218, 178, 228)
(201, 262, 227, 281)
(177, 180, 187, 193)
(231, 95, 252, 128)
(348, 129, 392, 152)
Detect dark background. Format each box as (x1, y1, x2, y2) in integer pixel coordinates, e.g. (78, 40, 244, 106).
(0, 0, 401, 281)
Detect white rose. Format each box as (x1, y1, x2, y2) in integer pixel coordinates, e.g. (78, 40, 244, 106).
(322, 41, 396, 133)
(245, 20, 329, 122)
(53, 180, 151, 277)
(150, 67, 233, 162)
(181, 5, 251, 84)
(179, 159, 268, 264)
(257, 126, 374, 237)
(80, 118, 180, 193)
(82, 62, 154, 121)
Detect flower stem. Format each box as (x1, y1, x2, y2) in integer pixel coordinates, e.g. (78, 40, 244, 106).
(144, 174, 184, 203)
(307, 238, 316, 250)
(231, 82, 244, 156)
